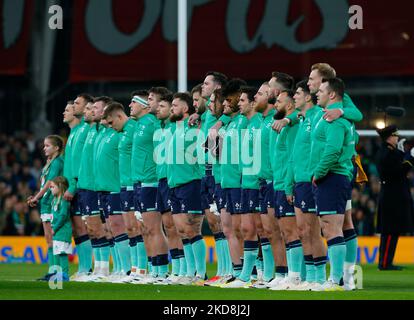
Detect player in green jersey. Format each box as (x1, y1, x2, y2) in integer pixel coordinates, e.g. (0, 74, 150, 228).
(27, 135, 64, 281)
(96, 102, 132, 282)
(61, 97, 92, 280)
(269, 90, 302, 291)
(217, 79, 248, 286)
(103, 101, 148, 283)
(77, 97, 116, 282)
(284, 80, 325, 291)
(224, 86, 265, 288)
(65, 93, 94, 280)
(266, 74, 295, 289)
(167, 92, 206, 286)
(308, 63, 362, 290)
(131, 88, 170, 284)
(191, 84, 229, 285)
(252, 83, 285, 289)
(310, 78, 355, 291)
(154, 93, 185, 284)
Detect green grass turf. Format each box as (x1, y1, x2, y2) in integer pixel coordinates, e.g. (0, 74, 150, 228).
(0, 263, 413, 300)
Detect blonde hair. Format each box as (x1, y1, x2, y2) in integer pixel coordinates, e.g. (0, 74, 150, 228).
(311, 63, 336, 80)
(51, 176, 68, 207)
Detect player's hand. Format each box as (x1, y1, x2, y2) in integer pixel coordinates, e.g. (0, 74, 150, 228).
(272, 118, 288, 132)
(286, 195, 293, 205)
(397, 138, 406, 152)
(323, 108, 342, 122)
(208, 121, 223, 141)
(312, 176, 318, 187)
(188, 113, 200, 126)
(63, 191, 74, 201)
(26, 196, 38, 207)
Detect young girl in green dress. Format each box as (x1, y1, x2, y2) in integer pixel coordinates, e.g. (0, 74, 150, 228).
(50, 176, 73, 281)
(27, 135, 64, 280)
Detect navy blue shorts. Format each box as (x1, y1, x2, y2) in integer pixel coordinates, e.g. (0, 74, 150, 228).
(214, 184, 226, 211)
(241, 189, 260, 213)
(294, 182, 316, 214)
(274, 190, 295, 218)
(313, 173, 352, 216)
(69, 192, 81, 217)
(156, 178, 171, 214)
(201, 175, 215, 210)
(78, 189, 100, 216)
(133, 182, 142, 212)
(120, 187, 135, 212)
(99, 192, 123, 217)
(140, 186, 158, 212)
(170, 180, 203, 215)
(259, 181, 274, 214)
(224, 188, 243, 215)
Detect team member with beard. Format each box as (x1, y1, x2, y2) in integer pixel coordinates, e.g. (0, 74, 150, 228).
(63, 94, 94, 280)
(269, 90, 302, 291)
(167, 92, 206, 286)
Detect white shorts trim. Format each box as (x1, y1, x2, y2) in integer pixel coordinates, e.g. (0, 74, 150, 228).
(345, 200, 352, 211)
(53, 240, 73, 255)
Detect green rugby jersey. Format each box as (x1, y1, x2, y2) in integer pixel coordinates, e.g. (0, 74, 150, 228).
(131, 113, 158, 185)
(255, 109, 276, 181)
(63, 124, 79, 194)
(78, 123, 99, 191)
(92, 124, 107, 190)
(118, 118, 136, 187)
(166, 118, 202, 188)
(95, 128, 120, 192)
(154, 120, 176, 181)
(51, 197, 72, 243)
(40, 155, 64, 212)
(197, 110, 219, 174)
(286, 93, 362, 125)
(71, 118, 90, 191)
(220, 113, 248, 189)
(269, 116, 299, 191)
(241, 112, 263, 189)
(284, 105, 319, 196)
(309, 102, 355, 182)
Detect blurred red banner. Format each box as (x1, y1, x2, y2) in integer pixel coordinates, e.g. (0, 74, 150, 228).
(0, 0, 33, 75)
(65, 0, 413, 82)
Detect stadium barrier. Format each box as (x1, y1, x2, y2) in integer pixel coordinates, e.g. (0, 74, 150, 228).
(0, 236, 413, 265)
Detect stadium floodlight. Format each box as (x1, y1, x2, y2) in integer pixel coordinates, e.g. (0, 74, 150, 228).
(178, 0, 187, 92)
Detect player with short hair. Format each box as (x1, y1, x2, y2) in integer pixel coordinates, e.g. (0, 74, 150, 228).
(130, 90, 170, 284)
(284, 80, 323, 290)
(223, 86, 264, 288)
(96, 101, 131, 282)
(62, 95, 94, 281)
(153, 93, 185, 284)
(217, 79, 248, 285)
(191, 83, 230, 285)
(167, 92, 206, 285)
(310, 78, 355, 291)
(103, 100, 147, 283)
(76, 98, 112, 281)
(269, 90, 302, 291)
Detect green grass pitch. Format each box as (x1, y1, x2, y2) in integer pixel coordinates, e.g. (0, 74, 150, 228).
(0, 263, 413, 300)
